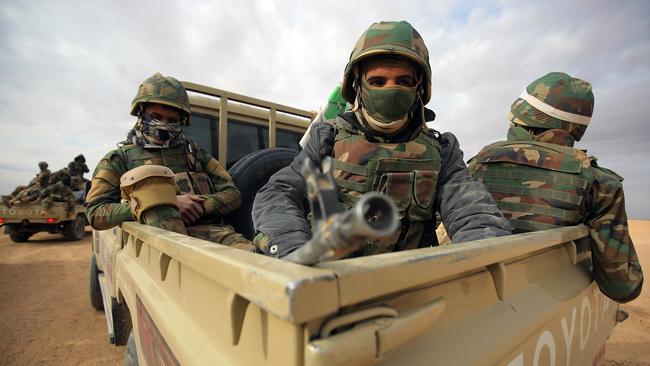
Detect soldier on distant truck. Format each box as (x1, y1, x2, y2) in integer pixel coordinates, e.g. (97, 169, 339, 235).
(468, 72, 643, 302)
(2, 161, 51, 207)
(86, 72, 253, 250)
(252, 21, 512, 258)
(39, 170, 75, 212)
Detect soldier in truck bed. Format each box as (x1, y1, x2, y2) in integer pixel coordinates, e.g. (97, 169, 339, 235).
(68, 154, 89, 178)
(252, 21, 512, 258)
(468, 72, 643, 302)
(85, 72, 252, 250)
(2, 161, 51, 207)
(39, 170, 75, 212)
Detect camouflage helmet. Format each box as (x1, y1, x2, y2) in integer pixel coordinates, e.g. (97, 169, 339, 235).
(130, 72, 191, 125)
(38, 161, 48, 169)
(509, 72, 594, 141)
(341, 21, 432, 105)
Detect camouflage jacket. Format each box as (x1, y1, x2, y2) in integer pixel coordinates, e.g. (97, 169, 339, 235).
(68, 161, 89, 177)
(252, 111, 512, 258)
(469, 126, 643, 302)
(86, 138, 240, 230)
(28, 169, 51, 187)
(39, 181, 75, 202)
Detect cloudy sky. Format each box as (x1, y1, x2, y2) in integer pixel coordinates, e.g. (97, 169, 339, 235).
(1, 0, 649, 218)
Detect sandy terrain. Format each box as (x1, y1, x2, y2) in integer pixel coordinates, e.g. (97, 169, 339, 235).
(0, 221, 647, 365)
(0, 228, 123, 365)
(602, 220, 650, 366)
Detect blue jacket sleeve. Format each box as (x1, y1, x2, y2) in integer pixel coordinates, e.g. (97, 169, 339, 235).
(252, 122, 335, 257)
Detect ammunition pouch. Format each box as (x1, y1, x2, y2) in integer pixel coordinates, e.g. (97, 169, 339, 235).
(173, 171, 213, 195)
(120, 165, 178, 221)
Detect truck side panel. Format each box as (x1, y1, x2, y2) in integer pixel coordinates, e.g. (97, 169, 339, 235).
(116, 223, 337, 365)
(108, 223, 618, 366)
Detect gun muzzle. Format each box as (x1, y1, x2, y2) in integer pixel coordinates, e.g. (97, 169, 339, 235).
(284, 192, 398, 265)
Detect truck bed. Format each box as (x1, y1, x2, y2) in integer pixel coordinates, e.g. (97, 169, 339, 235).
(95, 223, 619, 365)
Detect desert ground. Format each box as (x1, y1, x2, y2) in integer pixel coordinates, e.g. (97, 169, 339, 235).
(0, 221, 648, 365)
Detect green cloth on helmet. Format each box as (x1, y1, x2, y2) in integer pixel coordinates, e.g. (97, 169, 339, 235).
(510, 72, 594, 141)
(341, 21, 432, 105)
(323, 85, 349, 120)
(130, 72, 192, 125)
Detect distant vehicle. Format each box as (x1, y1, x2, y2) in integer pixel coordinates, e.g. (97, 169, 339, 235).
(90, 81, 625, 366)
(0, 202, 87, 242)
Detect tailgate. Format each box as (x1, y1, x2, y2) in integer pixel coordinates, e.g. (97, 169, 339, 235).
(0, 203, 72, 223)
(309, 225, 618, 366)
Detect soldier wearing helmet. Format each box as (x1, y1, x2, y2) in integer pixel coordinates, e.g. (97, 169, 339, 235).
(35, 161, 51, 188)
(68, 154, 89, 178)
(39, 170, 75, 212)
(468, 72, 643, 302)
(252, 21, 511, 258)
(2, 161, 52, 207)
(86, 72, 252, 250)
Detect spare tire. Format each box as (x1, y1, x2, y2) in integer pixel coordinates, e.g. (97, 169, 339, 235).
(225, 148, 299, 240)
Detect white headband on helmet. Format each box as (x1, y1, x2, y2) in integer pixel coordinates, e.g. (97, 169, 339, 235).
(519, 91, 591, 126)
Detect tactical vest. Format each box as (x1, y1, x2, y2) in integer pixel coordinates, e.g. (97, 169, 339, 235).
(331, 124, 442, 254)
(117, 142, 215, 195)
(471, 141, 592, 233)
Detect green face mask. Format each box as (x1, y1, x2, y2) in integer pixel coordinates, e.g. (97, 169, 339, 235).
(360, 78, 417, 124)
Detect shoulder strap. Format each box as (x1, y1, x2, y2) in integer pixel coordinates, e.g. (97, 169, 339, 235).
(421, 128, 442, 151)
(116, 144, 138, 168)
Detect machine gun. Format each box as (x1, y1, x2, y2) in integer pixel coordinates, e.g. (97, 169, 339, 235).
(284, 157, 398, 265)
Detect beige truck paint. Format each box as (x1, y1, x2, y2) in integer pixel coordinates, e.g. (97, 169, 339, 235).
(0, 202, 84, 224)
(1, 202, 87, 241)
(94, 223, 618, 365)
(182, 81, 313, 166)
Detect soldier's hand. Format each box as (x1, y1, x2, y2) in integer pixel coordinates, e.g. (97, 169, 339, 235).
(176, 195, 205, 225)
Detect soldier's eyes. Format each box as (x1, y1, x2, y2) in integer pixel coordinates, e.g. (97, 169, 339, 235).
(366, 76, 415, 87)
(147, 113, 163, 121)
(367, 77, 387, 87)
(397, 77, 416, 87)
(145, 113, 180, 124)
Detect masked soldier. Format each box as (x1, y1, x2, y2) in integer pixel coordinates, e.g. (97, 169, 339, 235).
(86, 72, 252, 249)
(468, 72, 643, 302)
(252, 21, 511, 258)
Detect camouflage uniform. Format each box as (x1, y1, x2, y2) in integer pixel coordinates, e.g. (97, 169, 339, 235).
(252, 21, 511, 258)
(10, 185, 42, 205)
(40, 180, 75, 211)
(2, 162, 51, 206)
(32, 161, 51, 188)
(86, 73, 248, 247)
(68, 154, 89, 178)
(469, 72, 643, 302)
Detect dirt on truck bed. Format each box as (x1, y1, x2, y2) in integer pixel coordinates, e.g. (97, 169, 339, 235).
(0, 222, 648, 366)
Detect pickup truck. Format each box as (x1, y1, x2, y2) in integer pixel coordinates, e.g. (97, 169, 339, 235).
(90, 81, 624, 365)
(0, 202, 87, 242)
